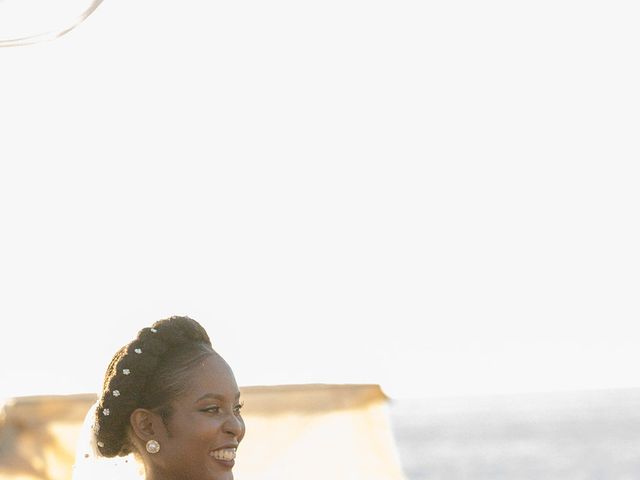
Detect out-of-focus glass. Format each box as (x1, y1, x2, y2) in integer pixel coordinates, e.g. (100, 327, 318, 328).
(0, 0, 103, 47)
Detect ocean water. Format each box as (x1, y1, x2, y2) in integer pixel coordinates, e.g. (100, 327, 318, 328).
(388, 388, 640, 480)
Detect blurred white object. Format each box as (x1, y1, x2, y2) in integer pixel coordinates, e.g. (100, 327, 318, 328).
(0, 0, 103, 47)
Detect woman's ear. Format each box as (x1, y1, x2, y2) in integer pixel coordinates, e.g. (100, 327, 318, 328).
(130, 408, 160, 441)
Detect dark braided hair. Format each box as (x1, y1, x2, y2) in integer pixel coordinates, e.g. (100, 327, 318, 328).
(94, 316, 216, 457)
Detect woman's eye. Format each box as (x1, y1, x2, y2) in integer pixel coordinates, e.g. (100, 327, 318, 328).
(234, 402, 245, 414)
(203, 406, 220, 414)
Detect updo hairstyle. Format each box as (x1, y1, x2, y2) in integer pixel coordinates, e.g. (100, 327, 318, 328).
(94, 316, 215, 457)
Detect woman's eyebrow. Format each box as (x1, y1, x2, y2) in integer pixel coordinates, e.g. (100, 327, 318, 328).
(195, 392, 241, 403)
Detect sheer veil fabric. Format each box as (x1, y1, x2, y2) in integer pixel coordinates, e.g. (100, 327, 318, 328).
(72, 401, 144, 480)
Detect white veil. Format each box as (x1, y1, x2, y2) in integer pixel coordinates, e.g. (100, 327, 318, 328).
(72, 401, 145, 480)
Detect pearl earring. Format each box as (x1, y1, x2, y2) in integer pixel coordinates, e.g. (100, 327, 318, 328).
(146, 439, 160, 454)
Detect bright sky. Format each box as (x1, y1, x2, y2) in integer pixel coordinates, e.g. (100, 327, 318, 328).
(1, 0, 639, 403)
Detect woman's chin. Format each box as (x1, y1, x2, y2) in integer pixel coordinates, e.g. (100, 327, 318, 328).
(210, 471, 234, 480)
(205, 463, 235, 480)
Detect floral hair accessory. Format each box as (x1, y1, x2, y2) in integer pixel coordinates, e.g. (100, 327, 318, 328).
(103, 408, 110, 416)
(123, 368, 131, 375)
(134, 348, 142, 354)
(97, 441, 105, 448)
(112, 390, 120, 397)
(150, 328, 157, 333)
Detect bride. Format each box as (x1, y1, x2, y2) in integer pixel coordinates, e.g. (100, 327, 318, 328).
(73, 316, 245, 480)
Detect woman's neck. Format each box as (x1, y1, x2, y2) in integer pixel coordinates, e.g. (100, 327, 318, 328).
(144, 464, 174, 480)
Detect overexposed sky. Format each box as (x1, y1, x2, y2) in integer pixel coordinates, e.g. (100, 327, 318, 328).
(1, 0, 639, 402)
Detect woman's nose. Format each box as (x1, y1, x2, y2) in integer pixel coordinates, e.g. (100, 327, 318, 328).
(224, 413, 245, 439)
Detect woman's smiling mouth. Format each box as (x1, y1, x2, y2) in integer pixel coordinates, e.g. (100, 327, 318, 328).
(209, 447, 236, 467)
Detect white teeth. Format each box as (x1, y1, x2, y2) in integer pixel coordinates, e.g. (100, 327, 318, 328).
(210, 448, 236, 461)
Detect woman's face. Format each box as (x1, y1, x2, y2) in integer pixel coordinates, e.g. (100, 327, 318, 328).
(151, 354, 245, 480)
